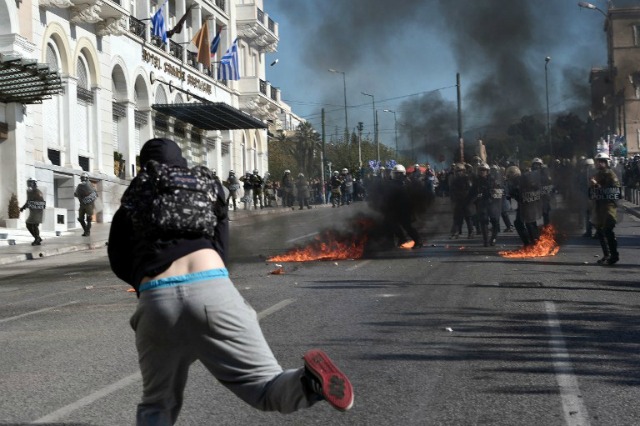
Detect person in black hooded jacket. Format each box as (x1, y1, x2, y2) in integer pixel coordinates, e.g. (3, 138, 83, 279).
(108, 138, 353, 425)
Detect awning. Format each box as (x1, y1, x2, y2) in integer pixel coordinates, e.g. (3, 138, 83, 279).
(0, 53, 63, 104)
(152, 102, 267, 131)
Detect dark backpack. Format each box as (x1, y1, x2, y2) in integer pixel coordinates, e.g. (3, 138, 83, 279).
(121, 160, 218, 239)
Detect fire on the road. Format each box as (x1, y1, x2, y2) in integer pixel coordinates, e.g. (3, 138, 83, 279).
(499, 225, 560, 258)
(267, 219, 372, 262)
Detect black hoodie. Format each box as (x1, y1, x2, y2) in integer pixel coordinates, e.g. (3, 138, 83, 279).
(107, 138, 228, 294)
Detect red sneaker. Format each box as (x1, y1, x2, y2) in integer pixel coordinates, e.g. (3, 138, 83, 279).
(303, 349, 354, 411)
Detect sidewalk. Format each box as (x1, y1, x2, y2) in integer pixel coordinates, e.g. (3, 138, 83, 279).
(0, 203, 332, 266)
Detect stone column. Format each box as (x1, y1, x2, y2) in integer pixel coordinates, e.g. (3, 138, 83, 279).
(92, 87, 103, 173)
(125, 101, 136, 178)
(62, 76, 81, 169)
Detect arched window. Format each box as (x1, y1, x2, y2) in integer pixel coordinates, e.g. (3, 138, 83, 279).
(43, 43, 62, 153)
(76, 56, 92, 153)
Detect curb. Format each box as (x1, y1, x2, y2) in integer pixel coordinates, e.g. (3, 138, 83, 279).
(0, 240, 108, 266)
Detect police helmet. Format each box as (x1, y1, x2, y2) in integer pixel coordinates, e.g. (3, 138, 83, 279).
(80, 172, 89, 182)
(506, 165, 521, 180)
(298, 173, 304, 178)
(284, 169, 291, 174)
(414, 163, 420, 169)
(478, 162, 490, 171)
(595, 152, 610, 163)
(333, 170, 339, 176)
(253, 169, 259, 174)
(341, 168, 348, 174)
(379, 166, 386, 171)
(392, 164, 406, 176)
(532, 157, 543, 165)
(229, 170, 235, 175)
(454, 163, 466, 171)
(584, 158, 594, 166)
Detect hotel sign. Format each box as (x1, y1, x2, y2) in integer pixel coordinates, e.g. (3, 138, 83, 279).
(142, 48, 212, 95)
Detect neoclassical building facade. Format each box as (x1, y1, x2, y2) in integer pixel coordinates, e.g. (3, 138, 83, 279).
(0, 0, 302, 231)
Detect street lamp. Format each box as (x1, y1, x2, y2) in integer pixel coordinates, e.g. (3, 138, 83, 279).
(383, 109, 398, 158)
(577, 2, 607, 17)
(545, 56, 552, 157)
(328, 68, 349, 143)
(362, 92, 379, 163)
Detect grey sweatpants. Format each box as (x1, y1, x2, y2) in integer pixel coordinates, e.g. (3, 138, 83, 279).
(130, 271, 315, 425)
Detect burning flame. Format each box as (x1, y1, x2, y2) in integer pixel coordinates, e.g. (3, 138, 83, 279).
(499, 225, 559, 258)
(268, 220, 372, 262)
(400, 240, 415, 249)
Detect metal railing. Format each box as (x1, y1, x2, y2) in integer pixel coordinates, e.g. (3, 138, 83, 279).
(259, 79, 267, 95)
(215, 0, 225, 12)
(169, 40, 183, 60)
(187, 51, 198, 70)
(129, 16, 145, 39)
(270, 86, 278, 101)
(257, 8, 264, 24)
(268, 18, 275, 33)
(151, 35, 164, 48)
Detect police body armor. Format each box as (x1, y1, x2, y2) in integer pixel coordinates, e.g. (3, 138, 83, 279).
(488, 173, 504, 220)
(518, 169, 543, 223)
(76, 182, 98, 205)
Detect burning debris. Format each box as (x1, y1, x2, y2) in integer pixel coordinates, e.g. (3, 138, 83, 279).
(267, 217, 373, 262)
(499, 225, 559, 258)
(399, 240, 415, 249)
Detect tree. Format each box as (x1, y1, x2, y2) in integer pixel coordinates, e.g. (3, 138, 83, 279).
(267, 130, 296, 180)
(8, 193, 20, 219)
(552, 113, 589, 159)
(292, 122, 321, 177)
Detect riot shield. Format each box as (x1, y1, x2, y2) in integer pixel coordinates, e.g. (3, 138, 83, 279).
(519, 170, 542, 223)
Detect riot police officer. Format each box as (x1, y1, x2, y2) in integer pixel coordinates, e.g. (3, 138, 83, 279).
(330, 171, 343, 208)
(225, 170, 240, 211)
(341, 168, 354, 206)
(590, 152, 621, 265)
(448, 163, 474, 239)
(281, 170, 295, 209)
(74, 172, 98, 236)
(20, 177, 45, 245)
(250, 169, 264, 209)
(296, 173, 312, 210)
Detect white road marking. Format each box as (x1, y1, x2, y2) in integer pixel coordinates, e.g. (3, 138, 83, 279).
(545, 301, 591, 426)
(286, 232, 318, 243)
(32, 372, 142, 424)
(346, 260, 371, 271)
(0, 301, 78, 324)
(257, 298, 295, 320)
(31, 298, 296, 424)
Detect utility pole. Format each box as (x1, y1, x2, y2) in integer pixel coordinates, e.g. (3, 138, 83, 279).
(457, 72, 464, 163)
(321, 108, 326, 202)
(357, 121, 363, 167)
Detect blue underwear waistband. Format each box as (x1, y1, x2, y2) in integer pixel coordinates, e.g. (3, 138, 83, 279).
(139, 268, 229, 293)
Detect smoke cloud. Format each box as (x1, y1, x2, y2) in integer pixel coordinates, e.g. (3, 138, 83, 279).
(272, 0, 632, 161)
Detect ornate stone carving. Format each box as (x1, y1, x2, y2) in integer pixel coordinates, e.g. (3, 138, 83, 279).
(71, 2, 104, 24)
(97, 16, 126, 36)
(39, 0, 74, 8)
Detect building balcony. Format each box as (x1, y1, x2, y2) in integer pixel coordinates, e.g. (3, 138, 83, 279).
(235, 3, 279, 52)
(237, 77, 282, 122)
(39, 0, 127, 34)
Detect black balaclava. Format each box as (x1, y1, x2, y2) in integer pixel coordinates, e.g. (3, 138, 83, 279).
(140, 138, 187, 168)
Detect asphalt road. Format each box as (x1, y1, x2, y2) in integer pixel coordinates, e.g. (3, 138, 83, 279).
(1, 199, 640, 425)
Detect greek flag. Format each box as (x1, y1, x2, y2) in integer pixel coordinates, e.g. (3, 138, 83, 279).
(151, 1, 168, 44)
(217, 38, 240, 81)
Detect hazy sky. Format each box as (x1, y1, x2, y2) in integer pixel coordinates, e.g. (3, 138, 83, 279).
(263, 0, 639, 163)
